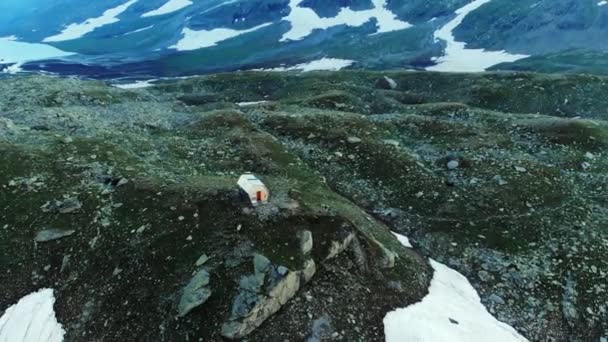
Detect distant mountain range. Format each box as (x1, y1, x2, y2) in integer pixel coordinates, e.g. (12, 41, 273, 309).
(1, 0, 608, 78)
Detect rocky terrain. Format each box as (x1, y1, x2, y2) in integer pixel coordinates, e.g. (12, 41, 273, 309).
(1, 70, 608, 341)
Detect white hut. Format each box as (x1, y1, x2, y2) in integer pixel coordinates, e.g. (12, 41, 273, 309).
(237, 173, 269, 206)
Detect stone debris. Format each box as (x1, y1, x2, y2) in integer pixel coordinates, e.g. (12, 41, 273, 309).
(41, 197, 82, 214)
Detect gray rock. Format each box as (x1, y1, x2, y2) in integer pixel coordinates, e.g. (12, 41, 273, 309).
(347, 137, 362, 144)
(446, 174, 458, 186)
(489, 294, 505, 305)
(448, 258, 462, 269)
(195, 254, 209, 267)
(301, 259, 316, 283)
(58, 198, 82, 213)
(42, 198, 82, 214)
(493, 175, 509, 186)
(116, 178, 129, 187)
(60, 254, 71, 273)
(178, 269, 212, 317)
(231, 291, 263, 318)
(382, 139, 400, 147)
(277, 266, 288, 276)
(222, 259, 316, 339)
(299, 230, 313, 255)
(478, 270, 492, 282)
(239, 275, 263, 292)
(447, 160, 460, 170)
(34, 228, 75, 242)
(307, 315, 333, 342)
(253, 253, 271, 283)
(562, 275, 578, 325)
(267, 265, 289, 289)
(387, 281, 403, 292)
(325, 232, 355, 261)
(0, 118, 19, 136)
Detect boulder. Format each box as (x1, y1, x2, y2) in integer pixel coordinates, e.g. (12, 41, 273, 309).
(178, 269, 212, 317)
(221, 258, 316, 339)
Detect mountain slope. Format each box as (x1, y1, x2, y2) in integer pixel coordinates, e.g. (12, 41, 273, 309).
(1, 0, 607, 77)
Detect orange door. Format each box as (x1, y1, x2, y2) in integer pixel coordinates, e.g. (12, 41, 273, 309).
(256, 191, 263, 201)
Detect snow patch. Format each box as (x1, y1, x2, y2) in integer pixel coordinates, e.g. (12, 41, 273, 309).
(391, 232, 412, 248)
(0, 36, 73, 65)
(1, 62, 24, 74)
(0, 288, 65, 342)
(113, 80, 157, 89)
(142, 0, 193, 17)
(171, 23, 272, 51)
(43, 0, 138, 42)
(260, 58, 355, 72)
(427, 0, 528, 72)
(237, 101, 269, 107)
(384, 233, 528, 342)
(281, 0, 411, 41)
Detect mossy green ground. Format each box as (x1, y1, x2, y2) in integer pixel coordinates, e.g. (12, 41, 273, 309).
(1, 70, 607, 341)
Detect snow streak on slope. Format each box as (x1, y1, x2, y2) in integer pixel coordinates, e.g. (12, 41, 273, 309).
(43, 0, 138, 42)
(427, 0, 528, 72)
(114, 79, 158, 88)
(384, 233, 529, 342)
(0, 289, 65, 342)
(142, 0, 193, 17)
(0, 36, 73, 64)
(171, 23, 272, 51)
(261, 58, 355, 72)
(122, 25, 154, 36)
(281, 0, 411, 41)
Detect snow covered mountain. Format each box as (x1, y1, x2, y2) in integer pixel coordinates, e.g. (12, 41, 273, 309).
(1, 0, 607, 77)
